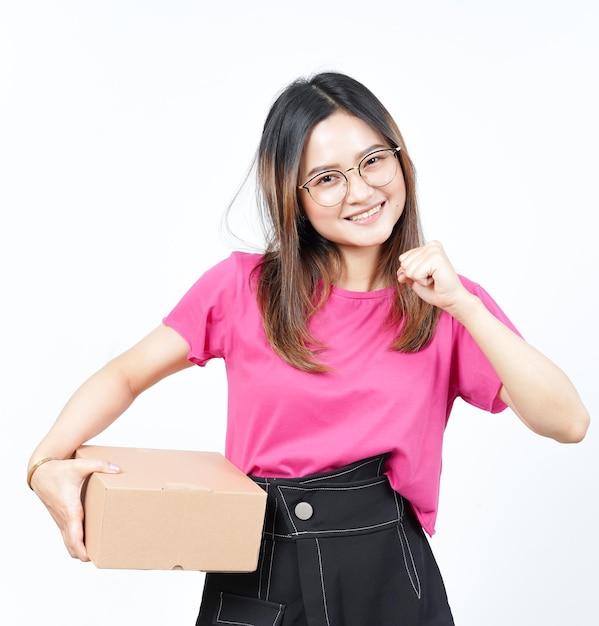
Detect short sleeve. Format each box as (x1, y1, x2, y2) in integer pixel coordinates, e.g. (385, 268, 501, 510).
(449, 278, 522, 414)
(162, 255, 238, 366)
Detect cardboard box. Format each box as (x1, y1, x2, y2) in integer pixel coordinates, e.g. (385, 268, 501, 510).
(76, 445, 267, 572)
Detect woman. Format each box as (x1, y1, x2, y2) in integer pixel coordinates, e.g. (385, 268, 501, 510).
(28, 72, 589, 625)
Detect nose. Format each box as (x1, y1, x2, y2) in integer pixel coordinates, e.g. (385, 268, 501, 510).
(344, 167, 372, 203)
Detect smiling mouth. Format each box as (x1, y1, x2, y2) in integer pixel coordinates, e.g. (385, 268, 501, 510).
(346, 204, 382, 221)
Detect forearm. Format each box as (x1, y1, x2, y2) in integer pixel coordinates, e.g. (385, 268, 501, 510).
(451, 294, 590, 443)
(29, 325, 192, 469)
(28, 359, 137, 466)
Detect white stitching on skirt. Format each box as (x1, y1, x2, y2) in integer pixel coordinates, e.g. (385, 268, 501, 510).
(266, 498, 277, 602)
(392, 491, 421, 599)
(276, 485, 300, 534)
(269, 519, 399, 538)
(257, 479, 269, 601)
(272, 605, 283, 625)
(277, 481, 396, 536)
(396, 524, 422, 599)
(297, 457, 384, 484)
(281, 480, 388, 493)
(392, 489, 404, 520)
(315, 538, 331, 626)
(215, 592, 284, 626)
(215, 592, 252, 625)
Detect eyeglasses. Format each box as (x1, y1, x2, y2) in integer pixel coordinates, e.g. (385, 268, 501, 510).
(298, 147, 401, 207)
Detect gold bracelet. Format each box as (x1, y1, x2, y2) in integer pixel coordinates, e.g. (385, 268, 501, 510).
(27, 456, 57, 490)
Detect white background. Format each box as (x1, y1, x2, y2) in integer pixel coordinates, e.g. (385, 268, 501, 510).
(2, 1, 598, 624)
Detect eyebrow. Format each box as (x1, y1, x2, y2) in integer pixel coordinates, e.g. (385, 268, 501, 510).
(303, 143, 388, 179)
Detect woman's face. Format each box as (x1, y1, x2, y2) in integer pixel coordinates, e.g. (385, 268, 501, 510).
(298, 111, 406, 259)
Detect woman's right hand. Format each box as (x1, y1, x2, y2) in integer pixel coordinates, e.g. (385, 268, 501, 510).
(30, 457, 120, 561)
(27, 325, 190, 561)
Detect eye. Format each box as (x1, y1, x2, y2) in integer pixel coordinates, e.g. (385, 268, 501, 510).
(361, 151, 388, 171)
(311, 171, 344, 187)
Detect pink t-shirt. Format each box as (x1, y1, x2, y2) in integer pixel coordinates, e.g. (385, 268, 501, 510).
(163, 252, 518, 536)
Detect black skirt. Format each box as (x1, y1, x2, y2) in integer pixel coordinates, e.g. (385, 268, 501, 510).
(196, 454, 454, 625)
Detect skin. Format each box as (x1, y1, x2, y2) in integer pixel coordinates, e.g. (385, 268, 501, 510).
(396, 241, 589, 443)
(299, 111, 406, 290)
(28, 111, 590, 562)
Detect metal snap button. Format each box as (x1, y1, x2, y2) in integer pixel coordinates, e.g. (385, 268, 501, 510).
(294, 501, 313, 520)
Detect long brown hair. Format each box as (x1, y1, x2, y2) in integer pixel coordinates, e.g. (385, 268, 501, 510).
(254, 72, 441, 372)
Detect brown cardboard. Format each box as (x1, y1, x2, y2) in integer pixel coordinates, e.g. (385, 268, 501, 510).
(75, 445, 267, 572)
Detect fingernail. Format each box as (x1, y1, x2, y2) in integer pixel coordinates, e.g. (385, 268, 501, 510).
(108, 464, 121, 472)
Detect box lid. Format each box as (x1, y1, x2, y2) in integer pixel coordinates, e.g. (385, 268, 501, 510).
(76, 445, 265, 494)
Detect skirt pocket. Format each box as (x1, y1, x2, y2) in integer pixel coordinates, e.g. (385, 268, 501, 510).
(213, 592, 285, 626)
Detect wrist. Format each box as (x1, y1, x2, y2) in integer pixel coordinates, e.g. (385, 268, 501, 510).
(27, 456, 57, 490)
(445, 291, 482, 324)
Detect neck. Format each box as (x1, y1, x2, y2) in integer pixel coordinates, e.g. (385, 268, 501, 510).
(336, 247, 386, 292)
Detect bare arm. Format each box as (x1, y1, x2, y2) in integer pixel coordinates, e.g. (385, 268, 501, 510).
(397, 241, 590, 443)
(27, 324, 192, 560)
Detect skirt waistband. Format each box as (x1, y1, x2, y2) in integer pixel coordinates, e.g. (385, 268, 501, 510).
(250, 454, 408, 539)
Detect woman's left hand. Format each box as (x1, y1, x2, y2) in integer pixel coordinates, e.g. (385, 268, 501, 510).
(397, 240, 470, 314)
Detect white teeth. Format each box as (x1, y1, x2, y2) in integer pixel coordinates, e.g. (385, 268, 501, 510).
(348, 205, 381, 221)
